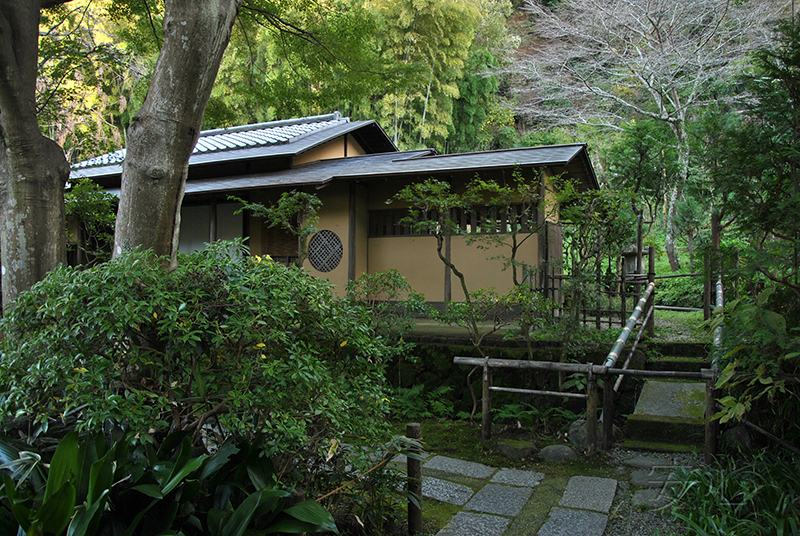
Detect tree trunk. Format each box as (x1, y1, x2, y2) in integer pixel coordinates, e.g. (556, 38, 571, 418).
(0, 2, 70, 308)
(114, 0, 241, 265)
(665, 123, 689, 272)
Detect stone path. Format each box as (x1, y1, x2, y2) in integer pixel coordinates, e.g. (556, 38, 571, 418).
(399, 452, 688, 536)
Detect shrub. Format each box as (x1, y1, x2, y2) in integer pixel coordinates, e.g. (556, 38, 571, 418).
(0, 240, 395, 459)
(655, 274, 703, 308)
(671, 451, 800, 535)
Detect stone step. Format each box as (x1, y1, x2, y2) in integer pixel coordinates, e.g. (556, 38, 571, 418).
(626, 380, 706, 451)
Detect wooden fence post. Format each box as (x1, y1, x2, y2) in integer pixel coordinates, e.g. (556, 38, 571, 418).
(586, 369, 598, 457)
(646, 246, 655, 337)
(603, 374, 614, 450)
(482, 358, 492, 441)
(407, 423, 423, 535)
(704, 378, 719, 464)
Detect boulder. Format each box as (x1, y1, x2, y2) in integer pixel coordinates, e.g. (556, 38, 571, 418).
(538, 444, 577, 462)
(568, 418, 623, 448)
(495, 439, 538, 462)
(721, 425, 753, 452)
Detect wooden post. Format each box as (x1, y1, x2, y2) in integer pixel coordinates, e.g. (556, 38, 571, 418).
(482, 359, 492, 441)
(621, 261, 627, 327)
(603, 375, 614, 450)
(646, 246, 655, 337)
(586, 370, 598, 456)
(704, 380, 718, 464)
(407, 423, 423, 535)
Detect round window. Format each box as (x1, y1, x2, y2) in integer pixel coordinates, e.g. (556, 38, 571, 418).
(308, 230, 343, 273)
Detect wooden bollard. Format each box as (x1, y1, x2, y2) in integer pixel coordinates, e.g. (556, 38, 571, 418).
(482, 359, 492, 441)
(407, 422, 422, 535)
(704, 379, 718, 464)
(586, 373, 598, 457)
(603, 374, 614, 450)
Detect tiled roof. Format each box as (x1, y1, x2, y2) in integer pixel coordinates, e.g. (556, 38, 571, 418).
(102, 145, 598, 196)
(72, 112, 350, 172)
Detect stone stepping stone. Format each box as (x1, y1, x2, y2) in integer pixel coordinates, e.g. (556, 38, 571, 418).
(422, 477, 475, 506)
(559, 476, 617, 514)
(537, 507, 608, 536)
(490, 468, 544, 488)
(630, 468, 682, 489)
(464, 483, 533, 517)
(632, 488, 671, 510)
(423, 455, 495, 479)
(436, 511, 510, 536)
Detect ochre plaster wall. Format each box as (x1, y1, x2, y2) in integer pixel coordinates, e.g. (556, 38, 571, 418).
(449, 233, 539, 301)
(292, 135, 365, 167)
(306, 182, 351, 294)
(368, 236, 444, 301)
(354, 183, 369, 278)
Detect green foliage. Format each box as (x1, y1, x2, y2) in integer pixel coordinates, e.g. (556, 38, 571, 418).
(490, 403, 579, 434)
(345, 269, 429, 384)
(701, 288, 800, 434)
(346, 269, 428, 341)
(656, 275, 703, 309)
(0, 241, 393, 458)
(232, 191, 321, 267)
(65, 178, 118, 266)
(39, 1, 136, 161)
(388, 384, 454, 421)
(707, 18, 800, 298)
(375, 0, 481, 150)
(206, 0, 404, 125)
(0, 430, 337, 535)
(671, 451, 800, 536)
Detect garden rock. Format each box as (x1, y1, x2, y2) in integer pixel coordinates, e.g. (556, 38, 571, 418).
(721, 425, 753, 452)
(495, 439, 537, 462)
(568, 418, 622, 448)
(538, 444, 577, 462)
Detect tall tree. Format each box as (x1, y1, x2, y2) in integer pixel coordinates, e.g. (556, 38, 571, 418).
(0, 1, 72, 307)
(516, 0, 781, 270)
(375, 0, 480, 150)
(112, 0, 241, 264)
(711, 18, 800, 298)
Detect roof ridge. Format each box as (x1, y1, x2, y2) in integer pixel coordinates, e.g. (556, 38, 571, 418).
(199, 112, 345, 137)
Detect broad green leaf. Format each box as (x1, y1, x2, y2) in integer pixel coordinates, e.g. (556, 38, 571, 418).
(3, 473, 31, 531)
(67, 490, 109, 536)
(199, 440, 238, 481)
(282, 500, 338, 533)
(131, 484, 163, 499)
(192, 366, 207, 398)
(761, 310, 786, 334)
(161, 456, 206, 495)
(219, 490, 267, 536)
(40, 481, 76, 536)
(45, 433, 79, 505)
(88, 448, 116, 505)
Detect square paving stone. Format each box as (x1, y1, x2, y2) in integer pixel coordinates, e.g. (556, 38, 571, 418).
(559, 476, 617, 513)
(490, 468, 545, 488)
(537, 507, 608, 536)
(422, 477, 475, 506)
(464, 483, 533, 517)
(436, 511, 511, 536)
(423, 455, 496, 479)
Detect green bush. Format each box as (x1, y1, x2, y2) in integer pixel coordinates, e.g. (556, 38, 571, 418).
(671, 451, 800, 535)
(0, 241, 421, 533)
(655, 275, 703, 308)
(0, 430, 338, 535)
(0, 240, 397, 463)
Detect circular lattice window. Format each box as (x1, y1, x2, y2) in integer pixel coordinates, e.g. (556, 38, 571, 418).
(308, 230, 343, 272)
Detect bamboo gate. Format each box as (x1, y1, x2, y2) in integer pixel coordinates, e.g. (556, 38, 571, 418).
(454, 278, 724, 463)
